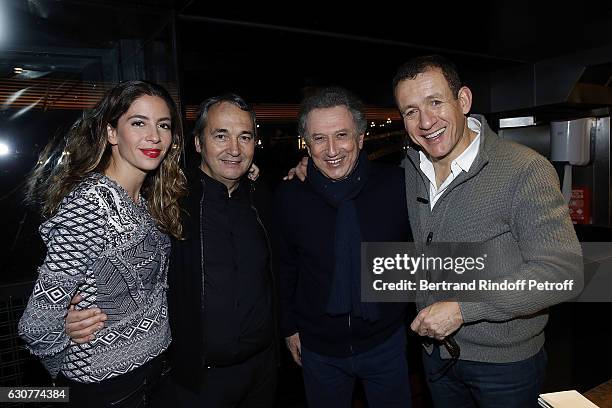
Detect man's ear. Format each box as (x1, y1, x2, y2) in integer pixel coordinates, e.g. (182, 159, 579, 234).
(457, 86, 473, 115)
(194, 135, 202, 153)
(107, 124, 118, 145)
(358, 133, 365, 149)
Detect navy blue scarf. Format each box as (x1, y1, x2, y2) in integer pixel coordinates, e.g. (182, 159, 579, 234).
(307, 150, 379, 322)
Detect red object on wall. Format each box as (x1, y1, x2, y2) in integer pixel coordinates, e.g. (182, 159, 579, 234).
(568, 187, 591, 224)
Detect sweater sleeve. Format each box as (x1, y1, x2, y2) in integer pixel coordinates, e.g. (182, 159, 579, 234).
(459, 154, 583, 323)
(18, 188, 107, 377)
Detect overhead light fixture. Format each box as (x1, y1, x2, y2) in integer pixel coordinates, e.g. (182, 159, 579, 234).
(13, 69, 50, 79)
(499, 116, 535, 128)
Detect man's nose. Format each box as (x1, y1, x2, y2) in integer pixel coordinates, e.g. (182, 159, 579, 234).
(228, 137, 240, 155)
(326, 138, 338, 156)
(419, 108, 436, 130)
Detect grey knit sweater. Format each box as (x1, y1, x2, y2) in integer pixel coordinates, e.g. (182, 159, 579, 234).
(19, 173, 171, 382)
(401, 115, 583, 363)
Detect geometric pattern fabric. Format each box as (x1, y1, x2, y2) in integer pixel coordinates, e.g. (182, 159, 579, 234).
(19, 173, 171, 382)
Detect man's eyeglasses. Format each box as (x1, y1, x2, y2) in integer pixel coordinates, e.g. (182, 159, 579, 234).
(428, 335, 460, 382)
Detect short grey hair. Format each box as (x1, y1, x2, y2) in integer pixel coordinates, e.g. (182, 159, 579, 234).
(297, 87, 367, 139)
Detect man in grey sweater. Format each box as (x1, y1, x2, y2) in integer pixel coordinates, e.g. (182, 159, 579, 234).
(394, 55, 583, 407)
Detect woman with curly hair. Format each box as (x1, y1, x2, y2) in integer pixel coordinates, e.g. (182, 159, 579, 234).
(18, 80, 186, 407)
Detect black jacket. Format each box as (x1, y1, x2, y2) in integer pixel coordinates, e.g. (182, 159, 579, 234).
(274, 162, 412, 357)
(167, 168, 277, 392)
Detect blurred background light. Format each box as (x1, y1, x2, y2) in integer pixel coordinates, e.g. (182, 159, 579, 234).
(0, 142, 10, 156)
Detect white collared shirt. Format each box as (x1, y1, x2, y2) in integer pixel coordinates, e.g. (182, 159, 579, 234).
(419, 117, 481, 209)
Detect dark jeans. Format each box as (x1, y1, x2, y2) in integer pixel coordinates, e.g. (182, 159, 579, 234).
(422, 345, 547, 408)
(173, 343, 277, 408)
(301, 327, 412, 408)
(56, 353, 169, 408)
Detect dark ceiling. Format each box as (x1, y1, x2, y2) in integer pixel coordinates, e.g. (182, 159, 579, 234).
(3, 0, 612, 109)
(175, 1, 612, 108)
(179, 1, 612, 63)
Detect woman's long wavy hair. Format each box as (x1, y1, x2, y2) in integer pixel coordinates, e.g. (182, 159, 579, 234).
(27, 80, 187, 239)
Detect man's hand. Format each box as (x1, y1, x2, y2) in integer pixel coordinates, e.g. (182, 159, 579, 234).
(285, 332, 302, 366)
(410, 301, 464, 341)
(65, 294, 107, 343)
(283, 157, 309, 182)
(248, 163, 260, 181)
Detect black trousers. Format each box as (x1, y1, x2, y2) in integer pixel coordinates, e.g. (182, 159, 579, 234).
(173, 344, 277, 408)
(56, 353, 169, 408)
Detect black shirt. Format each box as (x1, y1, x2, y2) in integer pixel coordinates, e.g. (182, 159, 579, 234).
(201, 173, 273, 365)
